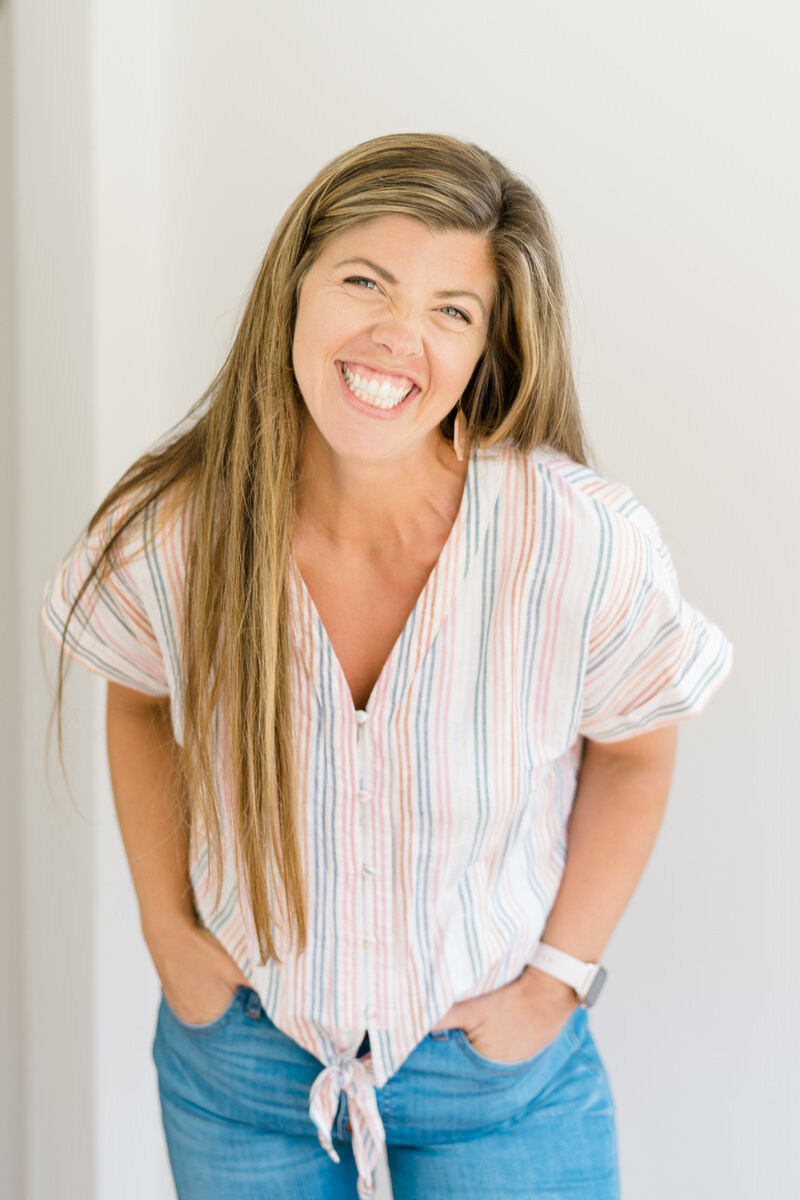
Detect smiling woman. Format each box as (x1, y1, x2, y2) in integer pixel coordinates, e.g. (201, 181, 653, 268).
(40, 132, 733, 1200)
(289, 216, 500, 711)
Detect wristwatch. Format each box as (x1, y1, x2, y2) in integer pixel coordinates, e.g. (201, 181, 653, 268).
(529, 941, 608, 1008)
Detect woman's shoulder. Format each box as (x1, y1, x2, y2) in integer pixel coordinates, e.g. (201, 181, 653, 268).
(40, 476, 199, 702)
(500, 441, 665, 548)
(97, 475, 199, 574)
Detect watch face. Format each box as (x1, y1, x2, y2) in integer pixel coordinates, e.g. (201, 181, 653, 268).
(582, 966, 608, 1008)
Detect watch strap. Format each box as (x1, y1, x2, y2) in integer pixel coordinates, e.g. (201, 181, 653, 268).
(528, 941, 605, 1003)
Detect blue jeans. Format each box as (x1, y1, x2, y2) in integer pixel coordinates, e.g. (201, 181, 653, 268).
(152, 985, 619, 1199)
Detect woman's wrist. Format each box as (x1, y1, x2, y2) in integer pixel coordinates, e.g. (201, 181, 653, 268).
(520, 964, 579, 1010)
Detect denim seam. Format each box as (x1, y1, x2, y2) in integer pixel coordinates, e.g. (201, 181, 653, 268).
(161, 984, 247, 1036)
(570, 1015, 608, 1078)
(449, 1007, 583, 1075)
(572, 1047, 608, 1078)
(381, 1067, 393, 1129)
(450, 1029, 549, 1075)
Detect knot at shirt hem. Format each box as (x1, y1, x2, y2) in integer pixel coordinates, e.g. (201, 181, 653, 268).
(308, 1055, 384, 1200)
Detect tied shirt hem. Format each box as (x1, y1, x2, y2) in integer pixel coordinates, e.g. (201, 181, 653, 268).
(308, 1053, 384, 1200)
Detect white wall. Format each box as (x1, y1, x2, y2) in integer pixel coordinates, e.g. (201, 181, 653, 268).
(1, 3, 20, 1198)
(12, 0, 95, 1197)
(10, 2, 799, 1198)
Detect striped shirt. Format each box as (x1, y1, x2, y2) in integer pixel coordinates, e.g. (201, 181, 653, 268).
(40, 441, 733, 1198)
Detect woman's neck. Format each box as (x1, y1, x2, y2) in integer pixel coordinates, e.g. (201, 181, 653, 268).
(294, 418, 469, 555)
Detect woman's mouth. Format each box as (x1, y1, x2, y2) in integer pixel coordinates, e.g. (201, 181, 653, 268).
(338, 361, 419, 413)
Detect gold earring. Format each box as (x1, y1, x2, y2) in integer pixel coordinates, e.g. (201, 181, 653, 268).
(453, 399, 467, 462)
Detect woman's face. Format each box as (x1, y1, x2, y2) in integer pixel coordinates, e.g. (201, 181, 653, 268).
(291, 214, 496, 467)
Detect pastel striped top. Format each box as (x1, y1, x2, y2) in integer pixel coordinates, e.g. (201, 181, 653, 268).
(40, 441, 734, 1199)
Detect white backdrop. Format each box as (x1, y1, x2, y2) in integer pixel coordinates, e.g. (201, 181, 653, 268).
(8, 1, 799, 1198)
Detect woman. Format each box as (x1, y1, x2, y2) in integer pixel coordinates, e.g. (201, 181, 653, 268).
(41, 132, 733, 1199)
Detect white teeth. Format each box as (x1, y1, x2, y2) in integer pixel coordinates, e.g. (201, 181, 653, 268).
(341, 362, 413, 410)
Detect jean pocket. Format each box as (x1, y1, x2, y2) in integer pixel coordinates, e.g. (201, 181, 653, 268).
(161, 984, 248, 1034)
(450, 1008, 579, 1074)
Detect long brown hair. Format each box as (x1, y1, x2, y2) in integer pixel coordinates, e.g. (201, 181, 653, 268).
(48, 132, 592, 964)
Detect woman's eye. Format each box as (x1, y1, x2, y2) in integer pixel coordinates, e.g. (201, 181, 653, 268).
(344, 277, 469, 324)
(344, 276, 379, 291)
(440, 305, 470, 323)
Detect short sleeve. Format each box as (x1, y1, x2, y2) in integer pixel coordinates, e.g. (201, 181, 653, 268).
(40, 506, 171, 698)
(577, 500, 733, 742)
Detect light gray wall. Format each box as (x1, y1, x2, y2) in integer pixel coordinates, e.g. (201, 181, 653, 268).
(1, 3, 21, 1198)
(12, 0, 96, 1197)
(9, 2, 798, 1198)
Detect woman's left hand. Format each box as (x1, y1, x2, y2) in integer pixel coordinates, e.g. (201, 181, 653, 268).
(430, 966, 579, 1063)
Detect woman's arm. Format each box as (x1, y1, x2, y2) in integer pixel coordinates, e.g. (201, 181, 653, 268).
(106, 681, 250, 1021)
(430, 725, 678, 1057)
(535, 723, 678, 970)
(106, 681, 196, 942)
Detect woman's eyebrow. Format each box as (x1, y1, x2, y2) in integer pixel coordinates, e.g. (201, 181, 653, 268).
(334, 256, 399, 285)
(435, 288, 487, 321)
(333, 256, 487, 320)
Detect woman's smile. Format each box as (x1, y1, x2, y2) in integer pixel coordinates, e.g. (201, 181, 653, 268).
(337, 360, 421, 416)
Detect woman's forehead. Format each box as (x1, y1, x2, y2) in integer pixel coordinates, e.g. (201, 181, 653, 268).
(317, 215, 496, 295)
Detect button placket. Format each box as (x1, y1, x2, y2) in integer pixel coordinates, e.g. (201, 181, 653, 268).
(355, 710, 377, 1026)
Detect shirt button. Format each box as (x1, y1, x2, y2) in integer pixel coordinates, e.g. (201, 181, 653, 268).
(355, 710, 369, 726)
(362, 864, 376, 876)
(363, 935, 377, 946)
(365, 1006, 378, 1019)
(357, 789, 371, 803)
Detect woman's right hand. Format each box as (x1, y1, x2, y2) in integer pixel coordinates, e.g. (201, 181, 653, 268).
(147, 920, 253, 1026)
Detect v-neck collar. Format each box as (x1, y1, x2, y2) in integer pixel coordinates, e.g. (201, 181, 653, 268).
(287, 442, 509, 722)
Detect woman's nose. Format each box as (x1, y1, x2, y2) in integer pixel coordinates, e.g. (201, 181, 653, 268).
(371, 319, 424, 359)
